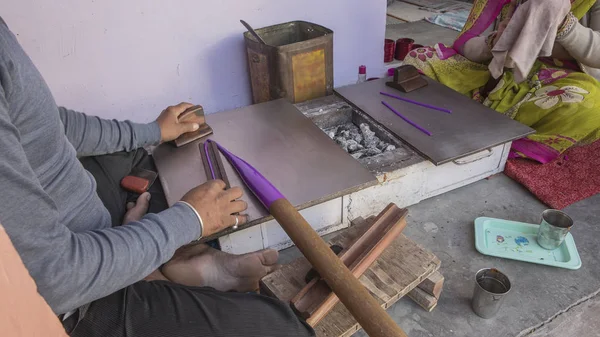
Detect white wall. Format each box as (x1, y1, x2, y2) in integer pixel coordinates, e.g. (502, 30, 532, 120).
(3, 0, 386, 122)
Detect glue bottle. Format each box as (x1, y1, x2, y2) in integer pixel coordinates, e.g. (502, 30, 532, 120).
(357, 65, 367, 83)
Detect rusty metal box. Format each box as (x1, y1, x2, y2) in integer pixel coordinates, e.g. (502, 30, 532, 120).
(244, 21, 333, 104)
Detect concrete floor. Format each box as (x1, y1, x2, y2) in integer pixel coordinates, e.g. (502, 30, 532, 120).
(281, 174, 600, 336)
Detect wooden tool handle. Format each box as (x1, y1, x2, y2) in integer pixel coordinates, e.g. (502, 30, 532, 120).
(269, 199, 408, 337)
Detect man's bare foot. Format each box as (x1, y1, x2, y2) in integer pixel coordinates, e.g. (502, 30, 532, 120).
(161, 244, 279, 292)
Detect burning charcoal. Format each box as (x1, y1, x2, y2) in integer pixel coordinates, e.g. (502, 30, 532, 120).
(385, 145, 396, 152)
(359, 123, 375, 137)
(351, 152, 364, 159)
(338, 124, 351, 132)
(351, 132, 363, 144)
(327, 131, 335, 139)
(376, 141, 388, 150)
(365, 147, 382, 156)
(335, 137, 349, 152)
(346, 140, 364, 153)
(360, 123, 379, 148)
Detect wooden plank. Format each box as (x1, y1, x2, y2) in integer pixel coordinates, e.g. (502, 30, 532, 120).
(260, 216, 441, 337)
(417, 270, 444, 299)
(407, 287, 438, 312)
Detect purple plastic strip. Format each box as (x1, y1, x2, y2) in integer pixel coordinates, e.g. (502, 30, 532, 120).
(380, 92, 452, 114)
(207, 140, 285, 209)
(381, 101, 432, 137)
(203, 141, 217, 179)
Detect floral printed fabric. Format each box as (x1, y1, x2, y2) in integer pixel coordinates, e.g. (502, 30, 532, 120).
(408, 47, 435, 62)
(529, 85, 589, 109)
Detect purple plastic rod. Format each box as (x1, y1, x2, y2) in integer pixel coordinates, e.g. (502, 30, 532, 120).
(380, 91, 452, 114)
(207, 140, 285, 209)
(203, 141, 217, 179)
(381, 101, 432, 136)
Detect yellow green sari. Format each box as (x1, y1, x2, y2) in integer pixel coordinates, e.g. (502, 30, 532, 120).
(405, 0, 600, 163)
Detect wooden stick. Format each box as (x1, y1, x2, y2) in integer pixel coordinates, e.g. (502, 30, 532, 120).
(269, 199, 408, 337)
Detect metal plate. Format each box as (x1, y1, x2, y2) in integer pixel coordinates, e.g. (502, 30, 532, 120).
(152, 99, 377, 238)
(335, 78, 534, 165)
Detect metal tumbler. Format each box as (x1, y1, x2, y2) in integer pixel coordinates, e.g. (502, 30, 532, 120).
(472, 268, 511, 319)
(537, 209, 573, 250)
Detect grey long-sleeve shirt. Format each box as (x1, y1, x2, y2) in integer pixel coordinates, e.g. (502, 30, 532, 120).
(0, 18, 200, 314)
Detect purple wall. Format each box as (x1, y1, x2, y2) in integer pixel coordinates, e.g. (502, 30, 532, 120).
(3, 0, 386, 121)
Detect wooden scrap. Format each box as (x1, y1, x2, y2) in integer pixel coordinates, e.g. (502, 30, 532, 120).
(417, 270, 444, 299)
(408, 287, 438, 312)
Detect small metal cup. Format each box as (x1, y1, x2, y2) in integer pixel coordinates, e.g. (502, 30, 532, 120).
(537, 209, 573, 250)
(472, 268, 511, 319)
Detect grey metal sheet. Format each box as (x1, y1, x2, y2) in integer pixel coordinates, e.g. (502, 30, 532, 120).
(152, 99, 377, 239)
(335, 78, 535, 165)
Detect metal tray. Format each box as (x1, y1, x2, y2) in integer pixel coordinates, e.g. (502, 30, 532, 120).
(474, 217, 581, 270)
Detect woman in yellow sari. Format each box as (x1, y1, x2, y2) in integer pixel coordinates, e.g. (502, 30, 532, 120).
(405, 0, 600, 163)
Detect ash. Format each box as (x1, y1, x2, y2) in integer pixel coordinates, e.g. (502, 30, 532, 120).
(327, 123, 396, 159)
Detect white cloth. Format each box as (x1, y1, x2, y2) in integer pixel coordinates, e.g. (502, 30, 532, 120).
(489, 0, 572, 83)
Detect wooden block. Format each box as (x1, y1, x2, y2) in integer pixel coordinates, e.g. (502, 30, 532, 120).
(260, 216, 441, 337)
(417, 270, 444, 299)
(407, 287, 438, 312)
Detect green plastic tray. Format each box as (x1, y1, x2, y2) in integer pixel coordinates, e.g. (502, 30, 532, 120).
(474, 217, 581, 270)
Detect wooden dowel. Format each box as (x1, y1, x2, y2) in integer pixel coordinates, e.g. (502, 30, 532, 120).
(269, 199, 408, 337)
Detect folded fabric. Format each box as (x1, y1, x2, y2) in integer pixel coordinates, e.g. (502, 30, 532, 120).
(489, 0, 571, 83)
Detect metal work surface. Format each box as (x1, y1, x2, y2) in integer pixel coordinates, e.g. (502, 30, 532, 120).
(153, 99, 376, 238)
(335, 78, 534, 165)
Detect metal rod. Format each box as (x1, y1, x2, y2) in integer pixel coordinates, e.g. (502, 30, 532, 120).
(240, 20, 267, 45)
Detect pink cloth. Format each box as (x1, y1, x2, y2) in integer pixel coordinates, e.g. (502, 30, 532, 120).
(489, 0, 571, 83)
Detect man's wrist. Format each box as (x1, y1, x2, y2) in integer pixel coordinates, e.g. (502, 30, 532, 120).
(176, 201, 204, 241)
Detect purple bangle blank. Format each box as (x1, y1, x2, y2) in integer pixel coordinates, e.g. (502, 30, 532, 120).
(380, 92, 452, 114)
(203, 141, 217, 179)
(381, 101, 432, 136)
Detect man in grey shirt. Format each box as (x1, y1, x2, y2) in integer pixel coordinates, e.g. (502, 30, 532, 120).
(0, 17, 313, 337)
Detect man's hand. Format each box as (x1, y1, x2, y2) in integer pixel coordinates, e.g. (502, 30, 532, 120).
(181, 180, 248, 237)
(156, 102, 203, 143)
